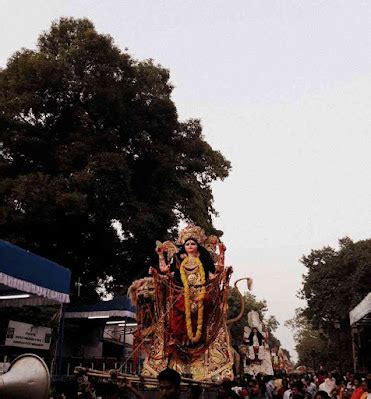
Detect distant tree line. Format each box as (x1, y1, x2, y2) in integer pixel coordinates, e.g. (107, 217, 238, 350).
(286, 237, 371, 370)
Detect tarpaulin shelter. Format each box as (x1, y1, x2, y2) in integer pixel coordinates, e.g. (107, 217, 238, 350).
(0, 240, 71, 307)
(63, 297, 136, 363)
(64, 296, 135, 320)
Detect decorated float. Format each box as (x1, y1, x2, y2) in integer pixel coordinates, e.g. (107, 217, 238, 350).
(74, 224, 277, 385)
(271, 346, 294, 374)
(239, 310, 274, 376)
(128, 224, 250, 382)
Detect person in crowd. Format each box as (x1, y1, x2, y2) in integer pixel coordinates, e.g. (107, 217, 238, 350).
(351, 378, 364, 399)
(217, 379, 240, 399)
(79, 381, 96, 399)
(344, 373, 352, 384)
(317, 372, 327, 387)
(360, 379, 370, 399)
(239, 385, 249, 398)
(346, 374, 356, 397)
(334, 379, 347, 399)
(265, 376, 276, 399)
(360, 379, 368, 399)
(188, 385, 202, 399)
(319, 373, 337, 397)
(97, 382, 120, 399)
(120, 380, 145, 399)
(291, 381, 305, 399)
(277, 379, 289, 399)
(247, 380, 264, 399)
(314, 391, 331, 399)
(157, 368, 182, 399)
(274, 374, 283, 399)
(304, 376, 317, 399)
(282, 382, 292, 399)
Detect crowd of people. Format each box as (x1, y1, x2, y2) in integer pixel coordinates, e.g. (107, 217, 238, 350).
(50, 368, 371, 399)
(218, 370, 371, 399)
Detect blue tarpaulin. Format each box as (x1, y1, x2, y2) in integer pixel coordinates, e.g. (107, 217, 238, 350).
(0, 240, 71, 306)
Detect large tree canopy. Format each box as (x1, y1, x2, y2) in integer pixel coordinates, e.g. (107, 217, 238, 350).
(292, 237, 371, 369)
(0, 18, 231, 301)
(300, 237, 371, 328)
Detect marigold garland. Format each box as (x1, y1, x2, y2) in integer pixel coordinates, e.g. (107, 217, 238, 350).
(180, 256, 206, 343)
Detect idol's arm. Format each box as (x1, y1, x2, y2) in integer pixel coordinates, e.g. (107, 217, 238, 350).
(216, 242, 226, 272)
(156, 245, 170, 273)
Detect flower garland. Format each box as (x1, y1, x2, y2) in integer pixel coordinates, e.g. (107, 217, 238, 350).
(180, 256, 206, 343)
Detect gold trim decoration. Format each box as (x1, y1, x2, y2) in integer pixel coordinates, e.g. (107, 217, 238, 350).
(180, 256, 206, 343)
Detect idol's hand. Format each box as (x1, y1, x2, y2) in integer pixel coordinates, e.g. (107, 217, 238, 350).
(155, 246, 164, 255)
(218, 242, 226, 253)
(155, 241, 164, 256)
(215, 263, 224, 273)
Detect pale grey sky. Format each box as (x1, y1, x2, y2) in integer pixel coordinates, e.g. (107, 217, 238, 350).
(2, 0, 371, 361)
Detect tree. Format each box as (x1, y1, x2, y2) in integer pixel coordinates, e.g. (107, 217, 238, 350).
(0, 18, 231, 301)
(297, 237, 371, 370)
(285, 309, 328, 368)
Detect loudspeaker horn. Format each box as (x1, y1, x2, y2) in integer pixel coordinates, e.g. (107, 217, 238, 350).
(0, 353, 50, 399)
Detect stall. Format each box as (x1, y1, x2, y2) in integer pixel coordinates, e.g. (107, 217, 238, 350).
(0, 240, 71, 375)
(62, 297, 136, 373)
(349, 292, 371, 373)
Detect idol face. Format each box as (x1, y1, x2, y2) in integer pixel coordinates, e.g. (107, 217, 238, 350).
(184, 239, 198, 255)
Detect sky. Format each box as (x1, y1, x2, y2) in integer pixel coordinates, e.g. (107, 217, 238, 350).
(1, 0, 371, 361)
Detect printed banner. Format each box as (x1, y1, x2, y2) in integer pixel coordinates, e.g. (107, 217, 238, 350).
(5, 320, 52, 350)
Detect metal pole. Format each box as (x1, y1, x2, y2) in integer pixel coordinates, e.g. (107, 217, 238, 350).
(337, 329, 341, 372)
(123, 320, 127, 373)
(56, 303, 66, 376)
(311, 350, 316, 372)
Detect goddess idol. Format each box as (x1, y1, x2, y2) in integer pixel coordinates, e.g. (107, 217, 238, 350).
(128, 224, 236, 381)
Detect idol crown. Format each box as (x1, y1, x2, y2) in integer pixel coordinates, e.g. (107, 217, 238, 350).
(177, 224, 207, 245)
